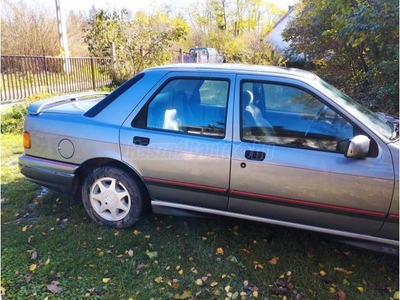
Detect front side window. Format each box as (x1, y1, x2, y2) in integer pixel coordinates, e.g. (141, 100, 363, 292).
(133, 78, 229, 138)
(241, 82, 354, 152)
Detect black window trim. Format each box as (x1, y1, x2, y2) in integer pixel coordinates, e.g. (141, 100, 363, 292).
(85, 73, 145, 118)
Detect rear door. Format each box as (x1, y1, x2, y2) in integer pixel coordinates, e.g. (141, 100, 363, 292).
(120, 72, 235, 210)
(229, 75, 394, 235)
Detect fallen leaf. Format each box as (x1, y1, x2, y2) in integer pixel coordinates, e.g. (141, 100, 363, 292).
(337, 290, 346, 300)
(23, 275, 32, 283)
(269, 257, 278, 265)
(47, 284, 62, 294)
(145, 250, 158, 259)
(242, 248, 251, 254)
(210, 281, 218, 287)
(102, 278, 111, 283)
(30, 250, 38, 260)
(173, 291, 192, 299)
(29, 264, 37, 271)
(154, 276, 163, 283)
(216, 248, 224, 255)
(334, 267, 352, 275)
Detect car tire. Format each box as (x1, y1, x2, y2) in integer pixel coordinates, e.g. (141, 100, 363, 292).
(82, 166, 143, 228)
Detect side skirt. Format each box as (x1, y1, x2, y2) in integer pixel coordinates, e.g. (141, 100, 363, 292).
(151, 200, 399, 249)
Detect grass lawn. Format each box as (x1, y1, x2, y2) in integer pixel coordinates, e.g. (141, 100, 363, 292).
(1, 133, 398, 299)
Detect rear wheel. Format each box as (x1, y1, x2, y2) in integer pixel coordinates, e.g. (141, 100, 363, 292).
(82, 166, 143, 228)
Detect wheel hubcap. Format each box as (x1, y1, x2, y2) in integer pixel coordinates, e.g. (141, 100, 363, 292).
(90, 177, 131, 221)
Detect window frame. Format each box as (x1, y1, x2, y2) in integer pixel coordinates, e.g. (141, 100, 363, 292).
(132, 76, 231, 139)
(239, 80, 366, 154)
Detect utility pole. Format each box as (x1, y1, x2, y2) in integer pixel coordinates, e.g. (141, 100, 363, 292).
(55, 0, 70, 73)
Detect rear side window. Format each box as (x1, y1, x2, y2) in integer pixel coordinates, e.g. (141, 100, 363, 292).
(132, 78, 229, 138)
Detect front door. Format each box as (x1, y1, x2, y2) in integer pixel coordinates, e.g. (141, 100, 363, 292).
(229, 77, 394, 235)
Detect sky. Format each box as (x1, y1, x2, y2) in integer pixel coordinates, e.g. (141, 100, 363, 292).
(58, 0, 297, 15)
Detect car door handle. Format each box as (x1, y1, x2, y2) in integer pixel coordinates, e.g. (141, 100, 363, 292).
(245, 150, 265, 161)
(133, 136, 150, 146)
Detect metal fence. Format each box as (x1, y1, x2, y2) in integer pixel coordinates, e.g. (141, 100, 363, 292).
(1, 56, 112, 102)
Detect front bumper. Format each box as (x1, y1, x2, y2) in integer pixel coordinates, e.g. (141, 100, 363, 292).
(18, 154, 79, 194)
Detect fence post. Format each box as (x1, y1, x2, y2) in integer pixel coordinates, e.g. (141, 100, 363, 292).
(43, 55, 51, 93)
(90, 57, 96, 90)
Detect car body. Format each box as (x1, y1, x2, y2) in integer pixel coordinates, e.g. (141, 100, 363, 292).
(186, 48, 224, 63)
(19, 64, 399, 254)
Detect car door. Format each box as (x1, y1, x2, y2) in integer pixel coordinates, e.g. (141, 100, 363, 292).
(229, 75, 394, 235)
(120, 72, 235, 210)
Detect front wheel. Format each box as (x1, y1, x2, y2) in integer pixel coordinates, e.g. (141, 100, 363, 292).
(82, 166, 143, 228)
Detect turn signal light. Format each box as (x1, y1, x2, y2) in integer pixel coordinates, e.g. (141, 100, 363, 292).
(23, 131, 31, 149)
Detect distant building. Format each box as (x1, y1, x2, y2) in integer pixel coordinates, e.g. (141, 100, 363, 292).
(267, 6, 296, 54)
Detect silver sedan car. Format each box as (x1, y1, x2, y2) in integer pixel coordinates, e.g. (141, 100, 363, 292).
(19, 64, 399, 254)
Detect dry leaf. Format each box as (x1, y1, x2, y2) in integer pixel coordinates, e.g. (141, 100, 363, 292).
(154, 276, 163, 283)
(23, 275, 32, 283)
(242, 248, 251, 254)
(173, 291, 192, 299)
(195, 279, 203, 286)
(269, 257, 278, 265)
(47, 284, 62, 294)
(30, 250, 38, 260)
(145, 250, 158, 259)
(337, 290, 346, 300)
(210, 281, 218, 287)
(29, 264, 37, 271)
(334, 267, 352, 275)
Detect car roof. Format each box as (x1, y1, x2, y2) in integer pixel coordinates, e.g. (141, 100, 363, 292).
(147, 63, 318, 81)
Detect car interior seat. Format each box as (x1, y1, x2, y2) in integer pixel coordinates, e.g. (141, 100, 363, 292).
(242, 90, 275, 139)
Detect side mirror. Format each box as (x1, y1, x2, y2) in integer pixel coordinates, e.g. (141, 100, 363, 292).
(345, 135, 370, 158)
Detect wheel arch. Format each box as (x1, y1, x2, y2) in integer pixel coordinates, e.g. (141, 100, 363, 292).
(71, 158, 151, 212)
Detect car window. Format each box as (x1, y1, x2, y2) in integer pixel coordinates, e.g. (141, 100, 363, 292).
(133, 78, 229, 138)
(241, 82, 354, 152)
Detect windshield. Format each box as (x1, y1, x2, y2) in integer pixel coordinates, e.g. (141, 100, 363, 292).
(317, 78, 395, 140)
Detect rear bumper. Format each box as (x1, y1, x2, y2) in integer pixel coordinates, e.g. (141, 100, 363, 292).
(18, 154, 79, 194)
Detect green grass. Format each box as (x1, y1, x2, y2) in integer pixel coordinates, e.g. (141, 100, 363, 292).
(1, 133, 398, 299)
